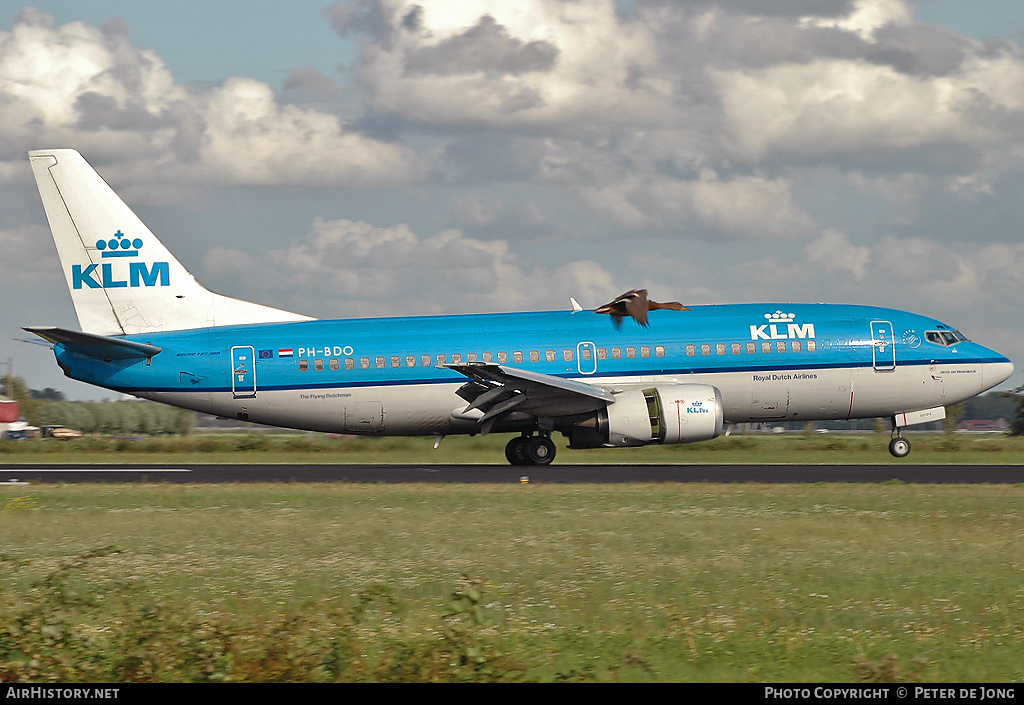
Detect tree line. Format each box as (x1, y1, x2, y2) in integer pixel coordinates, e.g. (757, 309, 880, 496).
(3, 376, 192, 435)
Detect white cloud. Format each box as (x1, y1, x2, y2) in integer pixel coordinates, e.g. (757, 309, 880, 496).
(338, 0, 670, 128)
(801, 0, 912, 40)
(579, 173, 819, 239)
(200, 78, 425, 187)
(0, 12, 184, 157)
(203, 216, 619, 318)
(713, 52, 1024, 164)
(803, 229, 871, 278)
(0, 12, 425, 191)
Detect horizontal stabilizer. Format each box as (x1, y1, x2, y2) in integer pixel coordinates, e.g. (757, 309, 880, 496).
(24, 326, 162, 360)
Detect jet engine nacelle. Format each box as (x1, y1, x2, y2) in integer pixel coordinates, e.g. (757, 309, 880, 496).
(568, 384, 724, 448)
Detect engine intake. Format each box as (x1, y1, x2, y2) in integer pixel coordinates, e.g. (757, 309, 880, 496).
(568, 384, 724, 448)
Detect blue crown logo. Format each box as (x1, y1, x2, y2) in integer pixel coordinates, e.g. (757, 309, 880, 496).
(765, 310, 796, 323)
(96, 230, 143, 258)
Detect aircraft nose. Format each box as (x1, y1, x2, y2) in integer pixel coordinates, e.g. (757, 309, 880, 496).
(983, 360, 1014, 389)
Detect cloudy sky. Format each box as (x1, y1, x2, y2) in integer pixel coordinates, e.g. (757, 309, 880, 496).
(1, 0, 1023, 399)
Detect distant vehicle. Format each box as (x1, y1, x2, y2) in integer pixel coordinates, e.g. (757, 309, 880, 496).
(47, 426, 82, 440)
(1, 421, 40, 441)
(23, 149, 1016, 465)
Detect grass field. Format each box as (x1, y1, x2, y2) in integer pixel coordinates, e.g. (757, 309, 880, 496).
(2, 431, 1024, 465)
(3, 477, 1023, 682)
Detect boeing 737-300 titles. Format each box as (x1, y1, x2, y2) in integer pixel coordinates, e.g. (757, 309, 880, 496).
(24, 150, 1015, 465)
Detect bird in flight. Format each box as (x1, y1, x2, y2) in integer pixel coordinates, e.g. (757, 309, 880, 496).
(593, 289, 690, 328)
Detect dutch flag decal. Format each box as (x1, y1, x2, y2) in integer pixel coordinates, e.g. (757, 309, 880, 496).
(278, 348, 293, 357)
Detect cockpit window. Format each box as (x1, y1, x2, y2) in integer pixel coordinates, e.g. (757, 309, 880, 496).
(925, 330, 967, 347)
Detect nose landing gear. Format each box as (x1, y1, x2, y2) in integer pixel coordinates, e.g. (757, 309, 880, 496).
(505, 434, 556, 466)
(888, 415, 912, 458)
(888, 435, 911, 458)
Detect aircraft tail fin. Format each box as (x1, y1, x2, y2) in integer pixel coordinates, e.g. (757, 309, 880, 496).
(28, 149, 312, 335)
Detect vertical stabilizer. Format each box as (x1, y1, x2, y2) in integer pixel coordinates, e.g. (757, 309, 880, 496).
(28, 149, 311, 335)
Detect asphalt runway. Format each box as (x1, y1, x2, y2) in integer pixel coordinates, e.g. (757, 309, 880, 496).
(1, 463, 1022, 484)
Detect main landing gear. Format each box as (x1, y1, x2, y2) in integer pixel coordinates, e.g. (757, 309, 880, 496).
(505, 433, 556, 466)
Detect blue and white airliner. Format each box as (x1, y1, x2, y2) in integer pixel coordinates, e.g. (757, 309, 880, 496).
(25, 149, 1015, 465)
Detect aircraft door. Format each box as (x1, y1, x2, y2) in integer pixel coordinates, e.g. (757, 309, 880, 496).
(231, 346, 257, 398)
(870, 321, 896, 371)
(577, 341, 597, 375)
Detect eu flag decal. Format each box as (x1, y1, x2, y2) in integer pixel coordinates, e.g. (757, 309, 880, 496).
(259, 349, 274, 359)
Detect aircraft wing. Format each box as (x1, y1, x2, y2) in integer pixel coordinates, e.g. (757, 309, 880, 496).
(440, 362, 614, 434)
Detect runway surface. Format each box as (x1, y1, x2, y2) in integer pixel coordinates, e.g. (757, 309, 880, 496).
(1, 464, 1022, 484)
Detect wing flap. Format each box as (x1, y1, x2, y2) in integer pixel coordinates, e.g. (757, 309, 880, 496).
(440, 362, 614, 432)
(24, 326, 162, 360)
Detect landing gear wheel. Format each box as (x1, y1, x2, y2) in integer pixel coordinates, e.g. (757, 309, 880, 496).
(505, 436, 528, 465)
(888, 436, 911, 458)
(524, 436, 556, 466)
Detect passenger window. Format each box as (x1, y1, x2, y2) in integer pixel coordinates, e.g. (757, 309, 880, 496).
(422, 354, 432, 367)
(701, 344, 710, 356)
(406, 355, 416, 367)
(468, 352, 477, 362)
(345, 358, 355, 370)
(641, 346, 651, 358)
(361, 358, 370, 369)
(514, 351, 523, 363)
(686, 344, 695, 356)
(655, 346, 665, 357)
(731, 343, 741, 355)
(375, 357, 385, 369)
(612, 347, 622, 359)
(747, 342, 756, 354)
(792, 341, 801, 352)
(627, 346, 636, 358)
(437, 354, 446, 365)
(299, 359, 309, 372)
(498, 351, 508, 363)
(452, 353, 462, 364)
(579, 347, 590, 360)
(315, 359, 324, 371)
(391, 356, 401, 368)
(777, 341, 786, 353)
(330, 358, 340, 371)
(762, 342, 771, 353)
(807, 341, 816, 352)
(716, 343, 726, 355)
(546, 350, 555, 362)
(564, 349, 575, 361)
(597, 348, 608, 360)
(530, 350, 540, 362)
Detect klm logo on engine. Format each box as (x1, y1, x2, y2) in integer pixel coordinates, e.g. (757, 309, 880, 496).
(750, 310, 815, 341)
(72, 230, 169, 289)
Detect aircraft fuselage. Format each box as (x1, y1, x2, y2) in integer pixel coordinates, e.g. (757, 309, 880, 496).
(51, 303, 1011, 437)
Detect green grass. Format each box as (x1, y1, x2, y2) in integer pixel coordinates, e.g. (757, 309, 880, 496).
(2, 432, 1024, 464)
(3, 482, 1023, 681)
